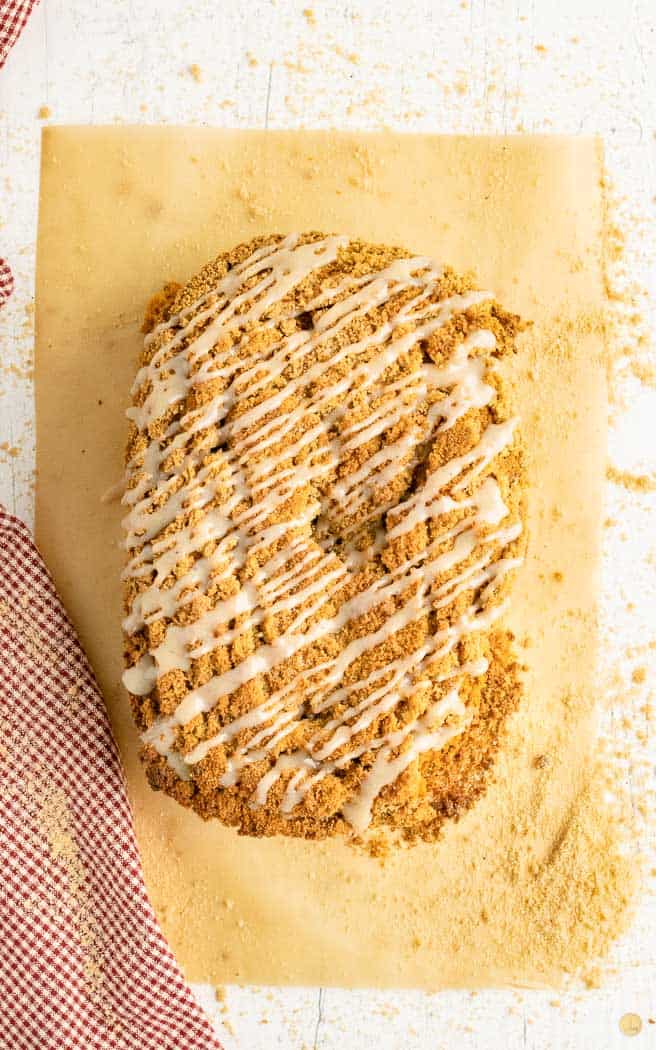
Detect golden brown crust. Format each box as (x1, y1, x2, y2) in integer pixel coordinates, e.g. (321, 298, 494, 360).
(140, 629, 523, 843)
(140, 280, 182, 334)
(123, 233, 526, 844)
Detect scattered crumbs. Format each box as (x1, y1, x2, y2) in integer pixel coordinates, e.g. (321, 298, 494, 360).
(601, 172, 654, 406)
(284, 58, 310, 75)
(606, 219, 626, 262)
(0, 441, 20, 459)
(139, 103, 148, 113)
(582, 966, 602, 989)
(36, 784, 119, 1034)
(214, 983, 237, 1034)
(0, 591, 75, 674)
(62, 684, 82, 719)
(552, 570, 564, 583)
(37, 105, 52, 119)
(1, 356, 33, 382)
(619, 1012, 643, 1036)
(245, 51, 258, 67)
(302, 8, 316, 25)
(533, 754, 550, 770)
(534, 44, 548, 55)
(188, 63, 203, 83)
(549, 999, 561, 1008)
(454, 77, 468, 95)
(629, 358, 656, 388)
(606, 464, 656, 493)
(219, 99, 235, 109)
(234, 185, 270, 221)
(631, 667, 646, 685)
(332, 44, 359, 64)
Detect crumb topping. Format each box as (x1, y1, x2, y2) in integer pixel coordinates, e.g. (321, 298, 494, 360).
(122, 233, 526, 842)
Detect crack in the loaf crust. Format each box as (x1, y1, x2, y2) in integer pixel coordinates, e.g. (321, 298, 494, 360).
(298, 332, 447, 570)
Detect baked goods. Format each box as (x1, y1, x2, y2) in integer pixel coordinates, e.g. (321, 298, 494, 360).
(122, 232, 525, 842)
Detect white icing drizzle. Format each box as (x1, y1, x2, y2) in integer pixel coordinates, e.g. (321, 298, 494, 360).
(123, 233, 523, 833)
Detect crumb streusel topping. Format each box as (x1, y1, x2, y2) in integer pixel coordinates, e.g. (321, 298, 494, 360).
(122, 233, 525, 842)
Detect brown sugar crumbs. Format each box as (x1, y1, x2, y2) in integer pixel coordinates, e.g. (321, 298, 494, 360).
(607, 463, 656, 493)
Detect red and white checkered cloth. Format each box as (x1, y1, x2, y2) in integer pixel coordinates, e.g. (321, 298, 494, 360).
(1, 0, 41, 307)
(0, 0, 38, 68)
(0, 257, 14, 306)
(0, 506, 224, 1050)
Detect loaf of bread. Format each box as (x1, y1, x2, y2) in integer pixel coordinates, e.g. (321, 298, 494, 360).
(122, 233, 525, 843)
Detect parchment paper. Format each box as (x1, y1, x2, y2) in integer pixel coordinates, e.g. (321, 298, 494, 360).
(35, 128, 608, 988)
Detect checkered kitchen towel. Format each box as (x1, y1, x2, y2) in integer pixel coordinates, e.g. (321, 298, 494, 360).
(1, 0, 42, 303)
(0, 257, 14, 307)
(0, 0, 38, 69)
(0, 507, 223, 1049)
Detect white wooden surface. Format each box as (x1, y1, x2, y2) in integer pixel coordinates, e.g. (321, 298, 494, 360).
(1, 2, 655, 1047)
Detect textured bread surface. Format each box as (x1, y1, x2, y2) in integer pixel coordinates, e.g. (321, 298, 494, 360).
(122, 233, 525, 843)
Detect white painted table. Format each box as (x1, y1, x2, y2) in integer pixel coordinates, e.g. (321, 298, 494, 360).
(1, 2, 655, 1047)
